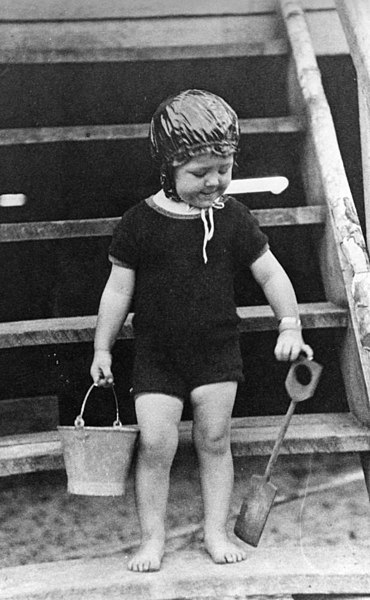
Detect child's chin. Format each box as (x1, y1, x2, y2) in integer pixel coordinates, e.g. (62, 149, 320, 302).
(198, 194, 217, 204)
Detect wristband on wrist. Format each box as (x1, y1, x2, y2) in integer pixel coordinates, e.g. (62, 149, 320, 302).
(278, 316, 302, 333)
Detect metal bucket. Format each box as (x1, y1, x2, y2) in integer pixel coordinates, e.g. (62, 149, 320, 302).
(58, 383, 139, 496)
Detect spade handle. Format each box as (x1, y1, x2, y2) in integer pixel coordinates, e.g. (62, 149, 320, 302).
(263, 356, 323, 482)
(263, 398, 297, 481)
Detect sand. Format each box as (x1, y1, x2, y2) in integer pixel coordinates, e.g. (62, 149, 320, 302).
(1, 449, 369, 569)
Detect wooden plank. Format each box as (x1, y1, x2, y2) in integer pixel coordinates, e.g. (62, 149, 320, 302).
(359, 452, 370, 501)
(358, 83, 370, 250)
(0, 123, 150, 145)
(304, 10, 349, 56)
(0, 11, 347, 64)
(66, 40, 290, 62)
(0, 18, 285, 63)
(0, 314, 101, 348)
(0, 430, 64, 476)
(0, 206, 325, 243)
(281, 0, 370, 427)
(0, 117, 303, 146)
(305, 596, 370, 600)
(0, 430, 62, 451)
(0, 453, 64, 477)
(0, 217, 119, 242)
(335, 1, 370, 248)
(252, 206, 326, 227)
(0, 1, 336, 21)
(1, 413, 369, 477)
(228, 412, 370, 456)
(0, 38, 289, 64)
(0, 217, 120, 242)
(1, 545, 370, 599)
(0, 396, 59, 436)
(237, 302, 347, 332)
(240, 116, 304, 134)
(0, 303, 347, 349)
(335, 1, 370, 102)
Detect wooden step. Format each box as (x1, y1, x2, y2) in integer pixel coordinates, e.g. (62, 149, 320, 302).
(0, 26, 288, 64)
(2, 545, 370, 599)
(1, 412, 369, 477)
(0, 395, 59, 437)
(0, 430, 64, 476)
(0, 206, 325, 243)
(185, 412, 370, 456)
(0, 1, 347, 64)
(0, 302, 347, 349)
(0, 116, 303, 146)
(0, 1, 339, 22)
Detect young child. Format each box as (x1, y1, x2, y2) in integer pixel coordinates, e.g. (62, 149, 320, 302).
(90, 89, 313, 572)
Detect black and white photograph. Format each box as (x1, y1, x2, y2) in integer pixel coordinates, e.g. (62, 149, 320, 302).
(1, 1, 370, 598)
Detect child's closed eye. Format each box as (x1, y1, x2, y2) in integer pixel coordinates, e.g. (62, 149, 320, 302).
(191, 168, 231, 178)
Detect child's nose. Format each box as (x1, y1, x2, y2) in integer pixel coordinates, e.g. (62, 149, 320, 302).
(204, 172, 219, 187)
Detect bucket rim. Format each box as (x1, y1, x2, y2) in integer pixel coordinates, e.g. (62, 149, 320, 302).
(58, 424, 139, 433)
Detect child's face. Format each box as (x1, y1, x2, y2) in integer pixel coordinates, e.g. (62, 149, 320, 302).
(173, 153, 234, 208)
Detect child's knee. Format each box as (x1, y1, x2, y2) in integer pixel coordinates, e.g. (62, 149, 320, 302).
(139, 425, 179, 465)
(193, 424, 230, 456)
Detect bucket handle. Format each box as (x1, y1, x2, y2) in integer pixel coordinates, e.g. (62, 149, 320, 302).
(74, 383, 123, 429)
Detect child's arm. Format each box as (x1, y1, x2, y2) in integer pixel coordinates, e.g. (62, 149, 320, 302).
(250, 249, 313, 362)
(90, 264, 135, 386)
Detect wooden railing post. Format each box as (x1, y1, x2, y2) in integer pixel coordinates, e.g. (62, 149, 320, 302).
(335, 0, 370, 249)
(280, 0, 370, 425)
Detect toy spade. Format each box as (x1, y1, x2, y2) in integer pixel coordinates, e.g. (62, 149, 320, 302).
(234, 356, 323, 547)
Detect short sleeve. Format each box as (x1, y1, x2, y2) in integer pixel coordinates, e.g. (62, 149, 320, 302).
(233, 203, 269, 268)
(109, 207, 140, 269)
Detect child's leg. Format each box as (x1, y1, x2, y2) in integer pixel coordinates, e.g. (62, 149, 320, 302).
(128, 393, 183, 572)
(190, 381, 248, 563)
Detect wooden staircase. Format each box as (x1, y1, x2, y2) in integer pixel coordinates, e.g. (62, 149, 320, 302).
(1, 0, 370, 598)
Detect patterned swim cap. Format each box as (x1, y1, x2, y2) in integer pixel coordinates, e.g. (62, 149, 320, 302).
(150, 89, 239, 164)
(150, 89, 239, 198)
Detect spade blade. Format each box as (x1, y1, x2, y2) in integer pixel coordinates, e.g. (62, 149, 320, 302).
(234, 474, 277, 547)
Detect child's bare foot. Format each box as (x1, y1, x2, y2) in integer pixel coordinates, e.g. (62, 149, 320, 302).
(127, 537, 165, 572)
(205, 533, 248, 564)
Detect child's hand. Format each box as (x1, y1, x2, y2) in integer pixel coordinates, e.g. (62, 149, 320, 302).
(275, 329, 314, 362)
(90, 349, 114, 386)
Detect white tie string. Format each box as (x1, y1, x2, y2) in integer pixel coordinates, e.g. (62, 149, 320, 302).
(200, 198, 225, 264)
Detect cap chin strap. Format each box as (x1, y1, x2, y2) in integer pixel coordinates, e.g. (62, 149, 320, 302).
(200, 197, 225, 264)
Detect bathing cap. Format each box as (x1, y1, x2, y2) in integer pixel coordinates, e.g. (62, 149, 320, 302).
(150, 89, 239, 165)
(150, 89, 239, 198)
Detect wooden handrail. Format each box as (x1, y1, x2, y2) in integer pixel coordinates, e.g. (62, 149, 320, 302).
(335, 1, 370, 101)
(279, 0, 370, 425)
(280, 0, 370, 348)
(335, 0, 370, 249)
